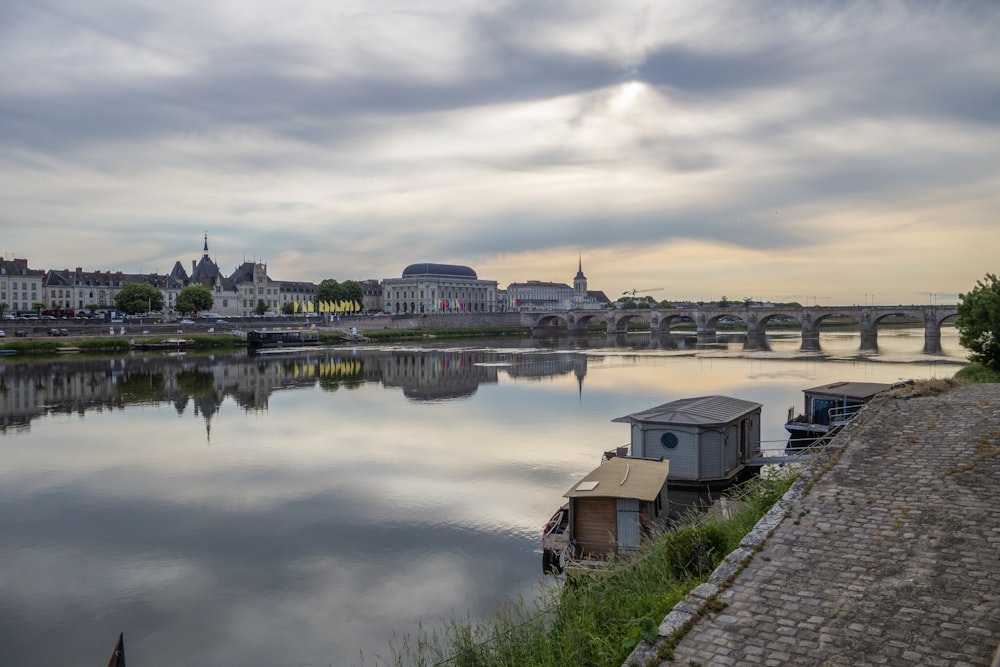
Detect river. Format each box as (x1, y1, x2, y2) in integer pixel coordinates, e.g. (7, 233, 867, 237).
(0, 328, 966, 666)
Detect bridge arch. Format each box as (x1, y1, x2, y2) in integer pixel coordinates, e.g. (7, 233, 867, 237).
(527, 304, 958, 354)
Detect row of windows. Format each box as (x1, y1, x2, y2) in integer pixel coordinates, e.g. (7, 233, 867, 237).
(386, 290, 492, 300)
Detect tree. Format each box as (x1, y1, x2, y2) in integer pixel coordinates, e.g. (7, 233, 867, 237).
(255, 300, 268, 315)
(113, 283, 164, 315)
(341, 280, 363, 305)
(317, 279, 342, 304)
(317, 279, 364, 307)
(956, 273, 1000, 371)
(282, 302, 295, 315)
(0, 302, 8, 319)
(175, 285, 214, 315)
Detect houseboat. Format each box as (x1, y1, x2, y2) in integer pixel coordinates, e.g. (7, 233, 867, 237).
(130, 338, 195, 351)
(542, 457, 670, 573)
(246, 329, 320, 351)
(785, 381, 907, 446)
(612, 395, 762, 487)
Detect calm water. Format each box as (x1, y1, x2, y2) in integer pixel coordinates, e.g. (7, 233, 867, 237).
(0, 328, 965, 666)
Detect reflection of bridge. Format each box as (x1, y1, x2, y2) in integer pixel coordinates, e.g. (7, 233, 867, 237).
(521, 305, 959, 354)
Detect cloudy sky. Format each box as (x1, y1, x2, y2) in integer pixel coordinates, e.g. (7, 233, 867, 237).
(2, 0, 997, 305)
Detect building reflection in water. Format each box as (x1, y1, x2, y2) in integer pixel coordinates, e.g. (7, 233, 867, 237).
(0, 348, 591, 437)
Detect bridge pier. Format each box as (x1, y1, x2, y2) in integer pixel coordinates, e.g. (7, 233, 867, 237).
(859, 311, 878, 352)
(923, 313, 943, 354)
(799, 312, 821, 351)
(744, 331, 769, 351)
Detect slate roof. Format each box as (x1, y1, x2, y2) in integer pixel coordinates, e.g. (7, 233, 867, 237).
(401, 263, 478, 279)
(803, 381, 902, 401)
(612, 395, 762, 426)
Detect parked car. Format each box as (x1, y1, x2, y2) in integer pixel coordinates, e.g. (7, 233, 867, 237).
(47, 328, 69, 337)
(0, 330, 5, 337)
(15, 330, 27, 337)
(179, 318, 195, 325)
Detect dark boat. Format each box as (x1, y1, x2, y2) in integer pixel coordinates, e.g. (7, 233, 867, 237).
(246, 328, 320, 351)
(106, 632, 125, 667)
(785, 381, 908, 446)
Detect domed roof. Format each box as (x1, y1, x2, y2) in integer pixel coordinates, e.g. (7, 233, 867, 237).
(402, 263, 478, 279)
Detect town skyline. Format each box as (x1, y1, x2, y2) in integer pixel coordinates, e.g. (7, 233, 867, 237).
(3, 2, 997, 305)
(0, 242, 960, 308)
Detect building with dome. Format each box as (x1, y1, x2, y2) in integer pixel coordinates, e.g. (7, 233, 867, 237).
(382, 263, 498, 314)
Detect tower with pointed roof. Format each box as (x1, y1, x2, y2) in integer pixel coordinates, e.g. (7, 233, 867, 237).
(573, 254, 588, 306)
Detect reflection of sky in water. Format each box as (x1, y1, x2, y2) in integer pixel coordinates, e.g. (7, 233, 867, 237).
(0, 330, 965, 666)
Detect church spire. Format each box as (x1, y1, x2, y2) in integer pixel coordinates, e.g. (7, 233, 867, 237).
(203, 231, 209, 257)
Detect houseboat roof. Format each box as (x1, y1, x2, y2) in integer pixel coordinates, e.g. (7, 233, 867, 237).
(612, 395, 762, 427)
(802, 381, 901, 400)
(563, 457, 670, 501)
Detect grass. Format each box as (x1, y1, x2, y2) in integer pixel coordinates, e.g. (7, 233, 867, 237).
(0, 334, 244, 355)
(955, 363, 1000, 383)
(381, 468, 798, 667)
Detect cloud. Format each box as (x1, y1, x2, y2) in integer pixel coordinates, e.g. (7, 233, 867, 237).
(0, 0, 998, 301)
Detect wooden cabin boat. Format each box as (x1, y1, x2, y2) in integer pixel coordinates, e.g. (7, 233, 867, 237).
(542, 457, 670, 572)
(246, 329, 319, 351)
(613, 395, 762, 487)
(785, 381, 906, 446)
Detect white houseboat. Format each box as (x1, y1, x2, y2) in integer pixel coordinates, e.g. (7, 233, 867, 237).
(613, 395, 762, 487)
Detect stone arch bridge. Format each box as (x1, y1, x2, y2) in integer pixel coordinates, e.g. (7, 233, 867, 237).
(520, 305, 959, 354)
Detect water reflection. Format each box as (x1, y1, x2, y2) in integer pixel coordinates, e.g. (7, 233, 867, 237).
(0, 329, 966, 666)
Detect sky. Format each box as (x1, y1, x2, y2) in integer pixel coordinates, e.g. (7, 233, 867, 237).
(2, 0, 998, 306)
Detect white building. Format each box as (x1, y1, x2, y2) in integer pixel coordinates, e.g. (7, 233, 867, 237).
(382, 263, 497, 314)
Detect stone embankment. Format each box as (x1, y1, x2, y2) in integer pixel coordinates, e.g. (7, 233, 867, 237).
(626, 382, 1000, 667)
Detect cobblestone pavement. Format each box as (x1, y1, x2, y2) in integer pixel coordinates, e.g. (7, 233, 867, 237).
(645, 383, 1000, 667)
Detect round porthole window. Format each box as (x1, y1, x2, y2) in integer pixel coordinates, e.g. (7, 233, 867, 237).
(660, 432, 679, 449)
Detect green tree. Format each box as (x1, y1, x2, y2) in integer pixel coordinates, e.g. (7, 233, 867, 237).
(113, 283, 164, 315)
(317, 279, 363, 307)
(255, 300, 268, 315)
(175, 285, 214, 316)
(317, 278, 343, 304)
(0, 302, 8, 319)
(282, 302, 295, 315)
(341, 280, 363, 305)
(956, 273, 1000, 371)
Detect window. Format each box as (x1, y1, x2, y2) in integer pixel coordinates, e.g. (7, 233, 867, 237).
(660, 432, 679, 449)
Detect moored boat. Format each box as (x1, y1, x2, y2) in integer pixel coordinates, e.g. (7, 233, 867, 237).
(785, 380, 909, 447)
(131, 338, 195, 351)
(246, 329, 319, 351)
(542, 457, 671, 573)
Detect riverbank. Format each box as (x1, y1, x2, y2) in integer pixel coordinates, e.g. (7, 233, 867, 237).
(383, 468, 799, 667)
(630, 378, 1000, 667)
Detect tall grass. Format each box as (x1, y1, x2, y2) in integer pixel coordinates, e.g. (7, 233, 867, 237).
(381, 468, 798, 667)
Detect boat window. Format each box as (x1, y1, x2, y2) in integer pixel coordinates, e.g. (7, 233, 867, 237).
(660, 432, 679, 449)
